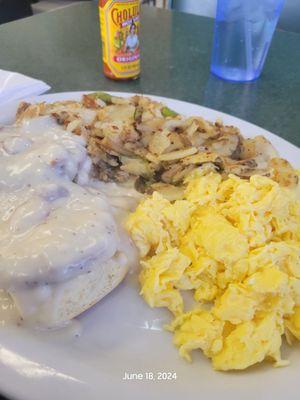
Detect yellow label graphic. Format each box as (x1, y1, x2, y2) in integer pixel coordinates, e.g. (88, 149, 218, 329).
(100, 0, 140, 79)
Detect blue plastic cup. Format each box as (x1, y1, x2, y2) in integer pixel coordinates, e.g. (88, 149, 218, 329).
(211, 0, 285, 82)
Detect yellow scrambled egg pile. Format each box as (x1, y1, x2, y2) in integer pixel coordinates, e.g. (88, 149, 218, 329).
(126, 172, 300, 371)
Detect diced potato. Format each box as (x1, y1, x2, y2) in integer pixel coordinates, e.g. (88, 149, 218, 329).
(148, 130, 171, 155)
(159, 147, 198, 161)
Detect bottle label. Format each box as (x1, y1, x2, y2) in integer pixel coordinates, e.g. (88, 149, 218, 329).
(100, 0, 140, 79)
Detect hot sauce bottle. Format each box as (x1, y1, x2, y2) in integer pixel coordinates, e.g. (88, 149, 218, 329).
(99, 0, 140, 80)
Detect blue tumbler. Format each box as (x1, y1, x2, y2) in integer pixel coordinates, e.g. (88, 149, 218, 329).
(211, 0, 285, 82)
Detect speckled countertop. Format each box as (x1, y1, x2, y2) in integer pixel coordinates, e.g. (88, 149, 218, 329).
(0, 2, 299, 145)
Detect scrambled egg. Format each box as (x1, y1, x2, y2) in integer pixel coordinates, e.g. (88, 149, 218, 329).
(126, 172, 300, 371)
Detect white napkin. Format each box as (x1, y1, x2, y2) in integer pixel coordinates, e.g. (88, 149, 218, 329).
(0, 69, 51, 105)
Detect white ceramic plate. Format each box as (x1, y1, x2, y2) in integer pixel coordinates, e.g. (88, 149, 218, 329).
(0, 92, 299, 400)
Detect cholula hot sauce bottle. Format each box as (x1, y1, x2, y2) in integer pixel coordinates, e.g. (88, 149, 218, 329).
(99, 0, 140, 80)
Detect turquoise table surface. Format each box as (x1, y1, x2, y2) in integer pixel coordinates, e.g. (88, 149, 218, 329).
(0, 2, 299, 147)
